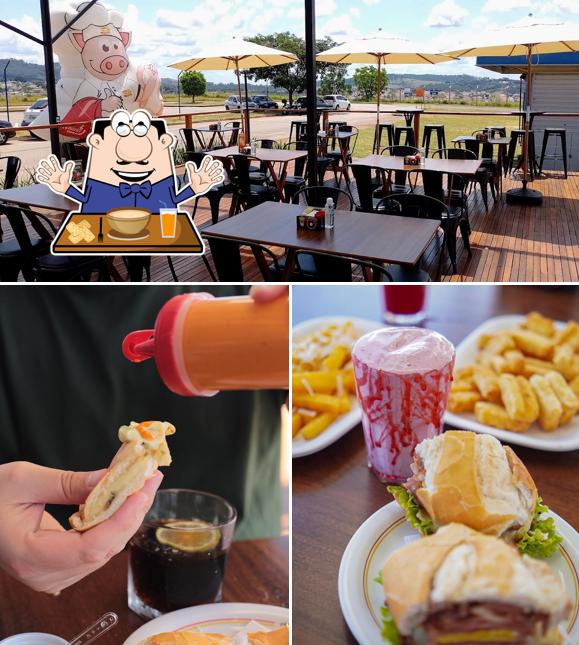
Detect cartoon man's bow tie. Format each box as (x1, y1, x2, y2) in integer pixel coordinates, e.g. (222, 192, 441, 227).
(119, 181, 152, 198)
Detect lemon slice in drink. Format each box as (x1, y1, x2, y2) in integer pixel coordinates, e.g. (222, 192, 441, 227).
(155, 520, 220, 553)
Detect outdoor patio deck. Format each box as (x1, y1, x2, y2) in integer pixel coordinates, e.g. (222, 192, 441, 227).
(4, 169, 578, 282)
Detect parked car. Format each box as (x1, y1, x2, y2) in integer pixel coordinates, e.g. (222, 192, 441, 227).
(0, 120, 16, 145)
(224, 95, 257, 110)
(21, 98, 48, 134)
(291, 96, 331, 110)
(323, 94, 351, 111)
(251, 95, 279, 109)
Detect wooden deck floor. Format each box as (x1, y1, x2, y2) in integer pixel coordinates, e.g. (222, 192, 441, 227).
(3, 169, 578, 283)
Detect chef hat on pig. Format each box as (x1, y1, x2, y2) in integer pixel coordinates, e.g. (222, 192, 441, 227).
(64, 1, 123, 31)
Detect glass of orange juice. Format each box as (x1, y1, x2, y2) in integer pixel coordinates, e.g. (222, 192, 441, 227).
(160, 208, 178, 238)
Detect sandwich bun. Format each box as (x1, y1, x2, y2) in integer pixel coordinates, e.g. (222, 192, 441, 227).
(413, 431, 537, 538)
(381, 523, 570, 639)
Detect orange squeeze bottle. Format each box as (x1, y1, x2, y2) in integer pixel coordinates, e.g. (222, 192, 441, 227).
(122, 293, 288, 396)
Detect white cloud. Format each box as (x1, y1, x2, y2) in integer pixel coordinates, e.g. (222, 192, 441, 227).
(361, 0, 380, 5)
(316, 0, 337, 18)
(552, 0, 579, 12)
(0, 15, 44, 63)
(350, 7, 360, 17)
(482, 0, 531, 12)
(319, 16, 360, 40)
(426, 0, 469, 28)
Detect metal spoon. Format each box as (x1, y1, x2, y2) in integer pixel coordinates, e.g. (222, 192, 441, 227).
(68, 612, 118, 645)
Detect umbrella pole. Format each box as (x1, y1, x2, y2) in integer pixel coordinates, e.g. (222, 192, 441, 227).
(506, 45, 542, 206)
(235, 61, 245, 147)
(374, 58, 381, 154)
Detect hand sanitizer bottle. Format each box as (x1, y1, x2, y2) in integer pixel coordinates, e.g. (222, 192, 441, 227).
(325, 197, 335, 229)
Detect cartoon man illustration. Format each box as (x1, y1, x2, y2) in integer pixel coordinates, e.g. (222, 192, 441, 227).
(37, 109, 224, 214)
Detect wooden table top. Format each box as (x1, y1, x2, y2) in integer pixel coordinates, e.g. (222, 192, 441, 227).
(293, 285, 579, 645)
(352, 154, 482, 175)
(51, 212, 203, 255)
(0, 536, 288, 644)
(0, 183, 75, 212)
(209, 146, 307, 162)
(203, 202, 440, 267)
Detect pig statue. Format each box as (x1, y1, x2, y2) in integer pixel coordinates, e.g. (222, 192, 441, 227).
(32, 1, 163, 140)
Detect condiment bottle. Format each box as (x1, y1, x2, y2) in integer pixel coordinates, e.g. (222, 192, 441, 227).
(123, 293, 288, 396)
(325, 197, 335, 229)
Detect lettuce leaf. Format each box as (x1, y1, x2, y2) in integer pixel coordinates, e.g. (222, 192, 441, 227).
(387, 485, 435, 536)
(517, 497, 563, 559)
(374, 569, 383, 585)
(380, 606, 400, 645)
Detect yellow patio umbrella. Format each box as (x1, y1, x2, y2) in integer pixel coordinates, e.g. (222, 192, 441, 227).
(317, 32, 455, 151)
(446, 18, 579, 205)
(170, 37, 298, 141)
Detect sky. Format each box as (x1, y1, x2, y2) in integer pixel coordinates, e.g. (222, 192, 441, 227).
(1, 0, 578, 83)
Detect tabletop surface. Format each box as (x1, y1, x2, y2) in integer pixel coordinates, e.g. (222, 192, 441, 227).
(209, 146, 307, 162)
(203, 202, 440, 266)
(0, 183, 75, 212)
(353, 154, 482, 175)
(292, 285, 579, 645)
(0, 536, 288, 644)
(192, 125, 240, 132)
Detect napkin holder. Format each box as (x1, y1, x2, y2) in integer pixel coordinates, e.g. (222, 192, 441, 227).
(297, 207, 325, 231)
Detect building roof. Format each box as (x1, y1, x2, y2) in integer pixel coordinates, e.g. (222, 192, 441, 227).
(477, 51, 579, 74)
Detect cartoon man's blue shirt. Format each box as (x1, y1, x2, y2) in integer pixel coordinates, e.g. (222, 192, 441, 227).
(65, 176, 195, 212)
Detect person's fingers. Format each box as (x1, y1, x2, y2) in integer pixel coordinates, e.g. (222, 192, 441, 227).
(250, 285, 288, 302)
(185, 161, 200, 175)
(47, 154, 61, 171)
(40, 159, 53, 174)
(7, 462, 106, 505)
(64, 160, 75, 177)
(78, 471, 163, 563)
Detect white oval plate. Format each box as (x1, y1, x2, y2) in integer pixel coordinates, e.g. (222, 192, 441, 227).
(339, 501, 579, 645)
(444, 314, 579, 452)
(292, 316, 384, 458)
(123, 603, 288, 644)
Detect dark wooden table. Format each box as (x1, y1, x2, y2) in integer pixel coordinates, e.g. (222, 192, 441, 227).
(203, 202, 440, 281)
(0, 536, 288, 644)
(0, 183, 75, 213)
(293, 285, 579, 645)
(210, 146, 307, 202)
(353, 154, 482, 176)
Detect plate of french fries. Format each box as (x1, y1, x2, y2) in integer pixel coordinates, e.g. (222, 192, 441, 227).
(292, 317, 383, 458)
(445, 312, 579, 451)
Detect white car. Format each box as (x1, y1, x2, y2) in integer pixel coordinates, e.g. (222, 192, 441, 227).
(224, 95, 257, 110)
(323, 94, 351, 111)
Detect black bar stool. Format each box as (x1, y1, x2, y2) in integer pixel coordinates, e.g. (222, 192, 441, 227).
(394, 125, 416, 147)
(485, 125, 507, 137)
(422, 124, 446, 157)
(289, 120, 307, 142)
(373, 123, 394, 152)
(539, 128, 568, 178)
(506, 129, 538, 178)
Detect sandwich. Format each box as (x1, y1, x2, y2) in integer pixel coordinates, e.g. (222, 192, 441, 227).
(379, 523, 571, 645)
(69, 420, 175, 531)
(388, 430, 562, 558)
(141, 625, 289, 645)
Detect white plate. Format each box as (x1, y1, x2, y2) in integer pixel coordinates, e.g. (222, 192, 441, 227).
(123, 603, 288, 644)
(292, 316, 384, 458)
(339, 501, 579, 645)
(444, 314, 579, 452)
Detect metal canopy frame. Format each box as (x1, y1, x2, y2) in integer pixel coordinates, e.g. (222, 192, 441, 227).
(0, 0, 100, 157)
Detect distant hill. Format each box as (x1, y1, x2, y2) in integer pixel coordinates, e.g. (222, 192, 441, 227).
(2, 58, 520, 95)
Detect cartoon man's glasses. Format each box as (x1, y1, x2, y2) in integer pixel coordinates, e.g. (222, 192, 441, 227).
(111, 109, 151, 137)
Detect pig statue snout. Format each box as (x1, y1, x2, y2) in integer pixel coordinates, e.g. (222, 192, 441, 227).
(101, 55, 127, 75)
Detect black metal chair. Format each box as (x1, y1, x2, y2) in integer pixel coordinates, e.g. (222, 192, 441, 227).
(351, 164, 389, 212)
(179, 128, 197, 157)
(380, 145, 419, 194)
(227, 153, 277, 214)
(292, 248, 395, 282)
(374, 123, 395, 153)
(254, 139, 277, 149)
(61, 142, 89, 172)
(222, 121, 241, 147)
(186, 152, 233, 225)
(0, 155, 22, 242)
(422, 125, 446, 157)
(292, 185, 353, 210)
(205, 238, 283, 281)
(282, 141, 307, 202)
(407, 170, 471, 272)
(432, 147, 492, 211)
(0, 205, 110, 282)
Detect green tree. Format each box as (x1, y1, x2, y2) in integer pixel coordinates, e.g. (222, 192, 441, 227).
(180, 71, 206, 103)
(245, 33, 347, 106)
(353, 66, 388, 101)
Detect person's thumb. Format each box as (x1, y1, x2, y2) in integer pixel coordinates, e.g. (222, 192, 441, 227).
(103, 87, 112, 98)
(10, 462, 106, 505)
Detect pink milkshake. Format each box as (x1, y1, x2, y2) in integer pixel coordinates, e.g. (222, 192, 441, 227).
(352, 327, 455, 483)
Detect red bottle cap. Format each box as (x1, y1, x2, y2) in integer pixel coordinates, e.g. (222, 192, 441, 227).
(122, 293, 218, 397)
